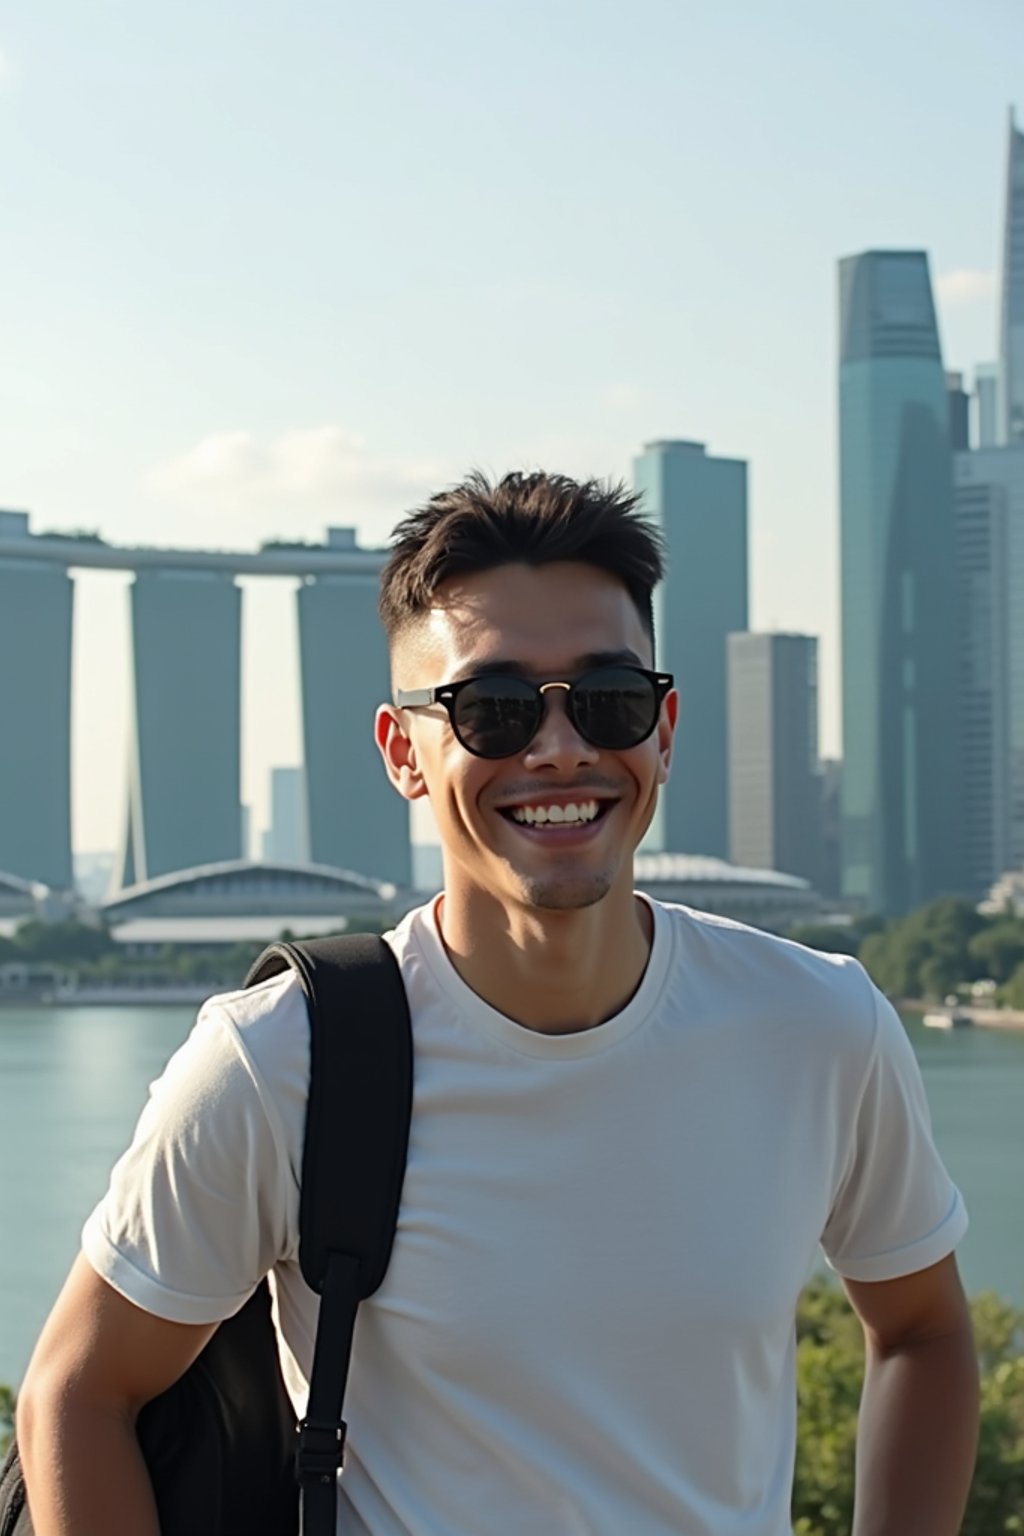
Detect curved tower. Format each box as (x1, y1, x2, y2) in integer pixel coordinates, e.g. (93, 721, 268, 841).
(839, 251, 961, 916)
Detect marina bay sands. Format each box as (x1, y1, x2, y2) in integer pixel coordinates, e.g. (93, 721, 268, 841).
(0, 510, 408, 896)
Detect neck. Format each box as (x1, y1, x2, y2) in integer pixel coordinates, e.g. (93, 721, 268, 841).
(435, 879, 654, 1034)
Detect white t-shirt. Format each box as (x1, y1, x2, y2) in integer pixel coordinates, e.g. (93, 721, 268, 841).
(83, 897, 966, 1536)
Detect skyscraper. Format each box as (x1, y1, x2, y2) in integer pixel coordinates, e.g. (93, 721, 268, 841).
(954, 473, 1010, 895)
(954, 444, 1024, 872)
(726, 633, 821, 885)
(0, 512, 74, 889)
(298, 530, 410, 886)
(262, 765, 310, 865)
(117, 569, 242, 888)
(975, 364, 1000, 448)
(999, 108, 1024, 444)
(838, 251, 961, 916)
(947, 372, 970, 452)
(632, 440, 748, 857)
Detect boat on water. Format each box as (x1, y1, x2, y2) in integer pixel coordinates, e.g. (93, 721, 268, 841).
(922, 1009, 973, 1030)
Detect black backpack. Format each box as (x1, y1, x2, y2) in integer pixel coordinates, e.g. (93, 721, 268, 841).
(0, 933, 414, 1536)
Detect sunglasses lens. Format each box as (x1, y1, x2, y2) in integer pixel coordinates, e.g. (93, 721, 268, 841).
(571, 668, 659, 749)
(452, 676, 541, 757)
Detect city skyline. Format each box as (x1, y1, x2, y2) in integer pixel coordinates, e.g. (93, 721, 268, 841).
(0, 4, 1015, 853)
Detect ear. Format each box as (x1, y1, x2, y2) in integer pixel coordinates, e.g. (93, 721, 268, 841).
(655, 688, 678, 786)
(375, 704, 430, 802)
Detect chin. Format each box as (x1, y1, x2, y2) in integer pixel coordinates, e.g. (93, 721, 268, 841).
(514, 872, 613, 911)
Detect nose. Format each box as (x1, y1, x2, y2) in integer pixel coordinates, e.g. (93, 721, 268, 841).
(522, 685, 599, 769)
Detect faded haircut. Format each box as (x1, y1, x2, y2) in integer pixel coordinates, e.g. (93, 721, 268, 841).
(378, 470, 665, 647)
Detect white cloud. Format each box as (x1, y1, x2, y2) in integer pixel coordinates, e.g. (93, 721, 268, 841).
(146, 427, 451, 545)
(934, 268, 998, 308)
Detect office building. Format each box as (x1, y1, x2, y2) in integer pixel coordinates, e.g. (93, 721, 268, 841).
(262, 766, 310, 865)
(838, 250, 960, 915)
(633, 440, 748, 857)
(954, 474, 1010, 895)
(947, 373, 970, 451)
(727, 633, 821, 885)
(118, 569, 243, 888)
(298, 530, 411, 886)
(0, 512, 74, 889)
(976, 364, 999, 449)
(999, 108, 1024, 443)
(817, 759, 842, 900)
(955, 445, 1024, 870)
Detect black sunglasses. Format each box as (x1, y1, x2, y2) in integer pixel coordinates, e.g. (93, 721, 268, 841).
(395, 665, 674, 760)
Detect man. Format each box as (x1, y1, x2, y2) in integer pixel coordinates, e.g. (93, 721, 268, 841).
(20, 471, 978, 1533)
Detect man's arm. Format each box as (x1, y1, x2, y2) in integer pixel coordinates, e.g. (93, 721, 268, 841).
(17, 1253, 217, 1536)
(844, 1252, 979, 1536)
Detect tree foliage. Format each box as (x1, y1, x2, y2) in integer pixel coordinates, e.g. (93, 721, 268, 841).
(790, 898, 1024, 1004)
(0, 1382, 14, 1458)
(858, 899, 987, 1000)
(8, 918, 114, 963)
(791, 1279, 1024, 1535)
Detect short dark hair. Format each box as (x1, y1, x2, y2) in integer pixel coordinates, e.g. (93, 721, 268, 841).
(379, 469, 664, 647)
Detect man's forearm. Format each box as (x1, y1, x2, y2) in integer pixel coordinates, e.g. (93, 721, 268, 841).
(852, 1326, 979, 1536)
(19, 1386, 160, 1536)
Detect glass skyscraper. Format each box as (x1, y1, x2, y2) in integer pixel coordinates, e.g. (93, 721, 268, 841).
(999, 108, 1024, 444)
(954, 445, 1024, 878)
(839, 251, 961, 916)
(954, 473, 1010, 896)
(632, 440, 748, 857)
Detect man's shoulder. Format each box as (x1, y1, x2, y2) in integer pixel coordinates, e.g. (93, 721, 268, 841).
(194, 904, 434, 1082)
(194, 967, 310, 1104)
(651, 898, 877, 1041)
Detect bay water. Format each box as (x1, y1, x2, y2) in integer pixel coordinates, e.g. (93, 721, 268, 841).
(1, 1003, 1022, 1389)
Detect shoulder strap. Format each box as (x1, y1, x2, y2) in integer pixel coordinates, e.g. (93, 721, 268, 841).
(244, 932, 413, 1536)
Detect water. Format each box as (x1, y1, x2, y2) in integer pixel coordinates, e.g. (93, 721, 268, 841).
(1, 1005, 1022, 1388)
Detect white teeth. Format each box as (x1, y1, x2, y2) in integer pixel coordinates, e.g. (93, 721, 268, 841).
(509, 800, 601, 826)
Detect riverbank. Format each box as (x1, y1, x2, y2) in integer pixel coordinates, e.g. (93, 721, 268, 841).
(0, 984, 215, 1007)
(902, 999, 1024, 1029)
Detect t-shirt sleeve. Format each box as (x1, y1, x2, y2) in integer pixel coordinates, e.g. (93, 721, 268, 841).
(81, 995, 299, 1325)
(820, 976, 968, 1282)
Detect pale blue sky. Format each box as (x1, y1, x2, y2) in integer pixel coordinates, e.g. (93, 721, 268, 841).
(0, 0, 1018, 853)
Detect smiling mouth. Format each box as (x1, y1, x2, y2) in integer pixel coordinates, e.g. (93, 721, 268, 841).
(497, 799, 617, 829)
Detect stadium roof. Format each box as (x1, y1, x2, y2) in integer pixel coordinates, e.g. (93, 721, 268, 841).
(633, 854, 810, 890)
(102, 859, 401, 921)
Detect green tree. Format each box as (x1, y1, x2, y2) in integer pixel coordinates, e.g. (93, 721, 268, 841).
(12, 918, 114, 963)
(786, 924, 862, 957)
(858, 899, 987, 1000)
(790, 1280, 1024, 1535)
(0, 1382, 13, 1457)
(969, 921, 1024, 987)
(1001, 961, 1024, 1011)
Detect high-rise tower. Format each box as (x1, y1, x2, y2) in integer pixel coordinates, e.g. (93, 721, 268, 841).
(632, 440, 748, 857)
(999, 108, 1024, 444)
(298, 529, 410, 887)
(838, 251, 961, 915)
(117, 569, 242, 888)
(0, 512, 74, 888)
(726, 633, 822, 885)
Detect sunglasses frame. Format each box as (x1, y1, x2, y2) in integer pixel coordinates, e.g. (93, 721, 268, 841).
(395, 665, 675, 759)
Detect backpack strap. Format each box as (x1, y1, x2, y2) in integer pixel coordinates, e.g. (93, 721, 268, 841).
(245, 933, 413, 1536)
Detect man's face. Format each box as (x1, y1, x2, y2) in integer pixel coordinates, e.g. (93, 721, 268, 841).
(377, 561, 676, 914)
